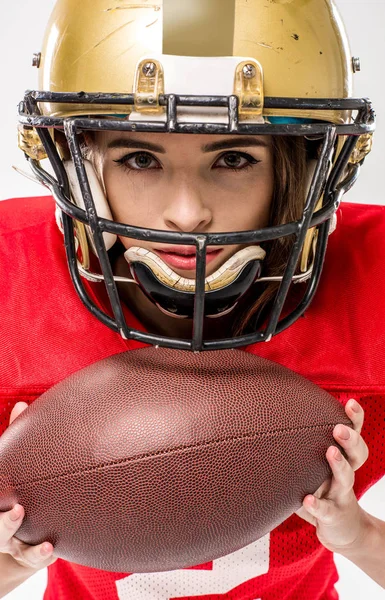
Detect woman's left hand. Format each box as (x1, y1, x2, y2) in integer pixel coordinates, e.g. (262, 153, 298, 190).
(295, 399, 370, 554)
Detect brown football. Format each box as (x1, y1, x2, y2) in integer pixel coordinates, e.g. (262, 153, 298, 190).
(0, 347, 351, 573)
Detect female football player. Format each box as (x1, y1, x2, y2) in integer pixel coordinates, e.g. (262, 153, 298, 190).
(0, 1, 384, 599)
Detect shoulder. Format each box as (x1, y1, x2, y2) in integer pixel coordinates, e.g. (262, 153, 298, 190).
(0, 195, 64, 297)
(337, 201, 385, 222)
(337, 201, 385, 225)
(251, 201, 385, 392)
(307, 201, 385, 391)
(0, 195, 128, 399)
(0, 195, 61, 283)
(323, 201, 385, 303)
(0, 195, 55, 234)
(330, 201, 385, 253)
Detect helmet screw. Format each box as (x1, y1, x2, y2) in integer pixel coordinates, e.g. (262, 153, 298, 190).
(352, 57, 361, 73)
(243, 64, 256, 79)
(142, 62, 157, 78)
(32, 53, 41, 68)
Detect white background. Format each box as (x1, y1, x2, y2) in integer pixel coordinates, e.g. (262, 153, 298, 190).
(2, 1, 385, 599)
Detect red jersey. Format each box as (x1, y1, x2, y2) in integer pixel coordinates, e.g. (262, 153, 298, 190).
(1, 196, 384, 600)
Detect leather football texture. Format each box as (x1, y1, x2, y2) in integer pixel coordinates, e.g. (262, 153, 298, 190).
(0, 347, 351, 572)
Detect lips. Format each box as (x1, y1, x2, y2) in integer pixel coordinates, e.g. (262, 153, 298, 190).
(155, 248, 223, 271)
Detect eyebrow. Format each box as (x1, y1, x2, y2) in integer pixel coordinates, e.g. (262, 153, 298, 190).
(107, 136, 268, 154)
(202, 137, 269, 153)
(107, 139, 166, 153)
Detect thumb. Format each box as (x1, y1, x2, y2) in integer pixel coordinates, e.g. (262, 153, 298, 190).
(295, 505, 317, 527)
(10, 402, 29, 425)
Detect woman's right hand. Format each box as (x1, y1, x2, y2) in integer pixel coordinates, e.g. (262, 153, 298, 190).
(0, 402, 57, 572)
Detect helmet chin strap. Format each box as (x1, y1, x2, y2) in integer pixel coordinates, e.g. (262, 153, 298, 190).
(124, 246, 266, 319)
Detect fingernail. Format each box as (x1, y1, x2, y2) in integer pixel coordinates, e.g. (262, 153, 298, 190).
(338, 425, 350, 440)
(334, 448, 343, 461)
(349, 399, 360, 413)
(40, 543, 52, 557)
(9, 505, 22, 521)
(308, 496, 317, 510)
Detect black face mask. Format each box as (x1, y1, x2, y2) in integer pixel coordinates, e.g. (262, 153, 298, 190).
(19, 90, 374, 351)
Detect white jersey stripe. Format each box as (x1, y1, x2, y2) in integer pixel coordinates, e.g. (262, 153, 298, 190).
(116, 534, 270, 600)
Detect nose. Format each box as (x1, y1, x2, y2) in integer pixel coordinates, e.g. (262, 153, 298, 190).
(162, 179, 213, 233)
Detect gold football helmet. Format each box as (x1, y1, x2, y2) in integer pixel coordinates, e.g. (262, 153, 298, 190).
(18, 0, 375, 350)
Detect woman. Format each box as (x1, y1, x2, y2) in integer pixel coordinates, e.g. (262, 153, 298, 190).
(0, 0, 384, 598)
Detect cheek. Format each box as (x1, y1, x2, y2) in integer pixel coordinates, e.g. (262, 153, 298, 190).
(229, 194, 272, 230)
(247, 164, 274, 228)
(103, 168, 156, 225)
(214, 170, 274, 230)
(102, 170, 155, 252)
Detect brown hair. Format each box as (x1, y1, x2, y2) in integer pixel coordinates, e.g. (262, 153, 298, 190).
(234, 135, 309, 335)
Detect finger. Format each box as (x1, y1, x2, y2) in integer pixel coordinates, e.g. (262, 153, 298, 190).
(9, 537, 56, 570)
(310, 477, 332, 501)
(9, 402, 29, 425)
(345, 399, 364, 434)
(0, 505, 25, 550)
(325, 446, 355, 501)
(0, 506, 56, 571)
(295, 504, 317, 527)
(333, 425, 369, 471)
(302, 494, 335, 525)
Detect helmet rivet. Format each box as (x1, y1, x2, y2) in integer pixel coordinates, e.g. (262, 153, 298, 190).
(142, 62, 157, 78)
(242, 64, 256, 79)
(32, 52, 41, 68)
(352, 57, 361, 73)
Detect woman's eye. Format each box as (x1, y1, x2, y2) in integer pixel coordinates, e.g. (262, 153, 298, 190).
(114, 152, 160, 171)
(213, 151, 260, 171)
